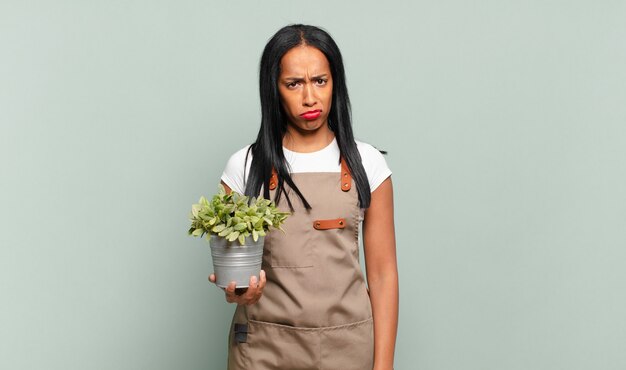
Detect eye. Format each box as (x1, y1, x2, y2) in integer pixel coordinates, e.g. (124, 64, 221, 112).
(286, 81, 300, 89)
(315, 78, 327, 86)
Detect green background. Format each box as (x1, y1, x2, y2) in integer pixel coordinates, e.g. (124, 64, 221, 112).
(2, 1, 625, 369)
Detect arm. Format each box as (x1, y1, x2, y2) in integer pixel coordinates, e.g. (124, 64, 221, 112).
(363, 177, 399, 370)
(208, 181, 267, 305)
(221, 181, 232, 194)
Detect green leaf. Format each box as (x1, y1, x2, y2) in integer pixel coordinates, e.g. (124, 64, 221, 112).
(252, 229, 258, 242)
(238, 234, 245, 245)
(212, 224, 226, 233)
(227, 231, 240, 242)
(191, 204, 201, 218)
(218, 227, 233, 237)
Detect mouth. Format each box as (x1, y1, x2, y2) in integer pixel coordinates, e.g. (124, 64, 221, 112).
(300, 109, 322, 120)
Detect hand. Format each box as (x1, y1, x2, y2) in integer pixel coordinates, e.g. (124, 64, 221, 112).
(208, 270, 266, 305)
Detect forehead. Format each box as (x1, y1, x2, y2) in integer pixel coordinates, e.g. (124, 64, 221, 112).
(279, 45, 330, 76)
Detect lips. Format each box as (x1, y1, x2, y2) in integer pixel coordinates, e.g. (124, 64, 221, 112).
(300, 109, 322, 120)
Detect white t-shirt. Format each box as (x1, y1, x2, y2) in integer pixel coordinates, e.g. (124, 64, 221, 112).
(221, 138, 392, 195)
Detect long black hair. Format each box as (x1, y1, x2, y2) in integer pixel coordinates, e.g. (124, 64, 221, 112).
(244, 24, 372, 209)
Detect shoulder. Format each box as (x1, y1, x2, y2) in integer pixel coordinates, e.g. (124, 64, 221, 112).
(356, 140, 384, 160)
(355, 140, 392, 192)
(226, 145, 253, 167)
(221, 144, 253, 194)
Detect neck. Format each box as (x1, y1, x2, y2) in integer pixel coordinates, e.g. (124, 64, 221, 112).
(283, 123, 335, 153)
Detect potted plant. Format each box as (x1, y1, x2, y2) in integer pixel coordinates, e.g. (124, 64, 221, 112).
(188, 184, 289, 288)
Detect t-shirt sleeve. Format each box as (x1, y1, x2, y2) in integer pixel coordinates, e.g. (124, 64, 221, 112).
(357, 141, 392, 192)
(220, 145, 252, 195)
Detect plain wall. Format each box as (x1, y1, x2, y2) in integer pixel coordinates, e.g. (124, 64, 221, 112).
(1, 1, 625, 369)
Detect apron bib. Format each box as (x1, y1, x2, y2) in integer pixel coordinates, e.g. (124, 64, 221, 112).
(228, 161, 374, 370)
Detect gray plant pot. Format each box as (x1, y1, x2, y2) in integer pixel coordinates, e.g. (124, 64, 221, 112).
(209, 234, 265, 288)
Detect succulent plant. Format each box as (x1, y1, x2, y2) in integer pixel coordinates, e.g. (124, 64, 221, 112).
(188, 184, 289, 245)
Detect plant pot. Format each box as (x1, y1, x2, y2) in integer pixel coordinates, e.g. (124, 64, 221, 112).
(209, 234, 265, 288)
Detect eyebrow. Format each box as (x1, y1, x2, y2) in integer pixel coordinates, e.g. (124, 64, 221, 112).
(283, 74, 329, 82)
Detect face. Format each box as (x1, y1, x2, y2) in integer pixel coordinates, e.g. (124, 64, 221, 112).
(278, 45, 333, 132)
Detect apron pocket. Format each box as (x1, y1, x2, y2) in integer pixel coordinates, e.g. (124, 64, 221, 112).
(320, 318, 374, 370)
(247, 320, 320, 370)
(266, 224, 313, 268)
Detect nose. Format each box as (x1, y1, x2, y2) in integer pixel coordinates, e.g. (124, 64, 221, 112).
(302, 82, 317, 107)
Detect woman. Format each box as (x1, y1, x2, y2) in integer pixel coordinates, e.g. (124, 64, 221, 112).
(210, 24, 398, 370)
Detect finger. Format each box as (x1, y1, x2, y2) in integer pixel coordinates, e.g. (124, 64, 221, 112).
(255, 270, 267, 300)
(224, 281, 236, 303)
(251, 271, 266, 304)
(209, 273, 216, 283)
(242, 275, 259, 303)
(247, 275, 258, 294)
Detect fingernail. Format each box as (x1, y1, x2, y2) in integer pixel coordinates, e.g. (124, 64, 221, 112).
(251, 276, 257, 284)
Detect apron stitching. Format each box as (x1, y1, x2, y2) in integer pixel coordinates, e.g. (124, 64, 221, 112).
(247, 317, 372, 332)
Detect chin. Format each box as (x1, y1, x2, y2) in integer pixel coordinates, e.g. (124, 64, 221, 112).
(301, 121, 326, 131)
(288, 119, 323, 132)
